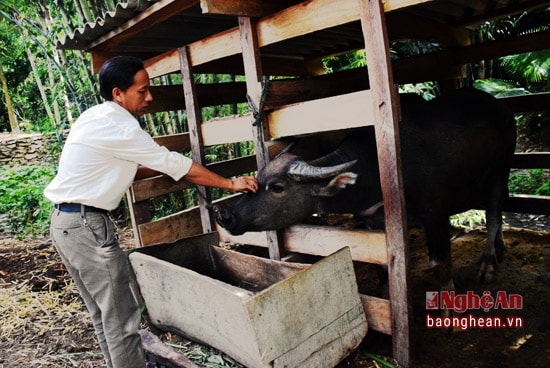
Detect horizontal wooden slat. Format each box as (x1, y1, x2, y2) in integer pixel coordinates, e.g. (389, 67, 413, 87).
(139, 206, 204, 246)
(217, 223, 388, 265)
(200, 0, 298, 17)
(500, 92, 550, 113)
(152, 133, 190, 153)
(394, 30, 550, 82)
(511, 152, 550, 169)
(267, 90, 376, 138)
(201, 114, 254, 145)
(265, 69, 370, 109)
(130, 156, 257, 202)
(131, 175, 191, 203)
(151, 117, 254, 149)
(504, 194, 550, 215)
(361, 294, 391, 335)
(146, 82, 248, 113)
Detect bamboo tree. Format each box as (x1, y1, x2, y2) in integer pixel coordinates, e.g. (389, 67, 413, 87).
(24, 41, 57, 130)
(0, 60, 19, 132)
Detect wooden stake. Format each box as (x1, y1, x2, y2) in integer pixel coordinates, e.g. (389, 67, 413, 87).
(179, 45, 213, 233)
(358, 0, 412, 366)
(238, 16, 284, 260)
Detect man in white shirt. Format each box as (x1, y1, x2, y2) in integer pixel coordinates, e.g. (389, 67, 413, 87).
(44, 56, 258, 368)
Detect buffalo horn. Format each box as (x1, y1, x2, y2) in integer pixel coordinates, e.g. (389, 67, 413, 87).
(287, 159, 357, 182)
(273, 140, 296, 159)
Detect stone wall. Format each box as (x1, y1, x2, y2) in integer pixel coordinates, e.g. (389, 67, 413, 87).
(0, 132, 66, 167)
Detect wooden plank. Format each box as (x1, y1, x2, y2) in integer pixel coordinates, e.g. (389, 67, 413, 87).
(265, 68, 370, 109)
(239, 16, 285, 261)
(386, 11, 470, 46)
(359, 0, 412, 366)
(273, 304, 367, 368)
(145, 82, 248, 113)
(130, 175, 193, 203)
(201, 114, 254, 145)
(130, 156, 256, 202)
(152, 95, 389, 152)
(153, 133, 190, 153)
(180, 46, 213, 233)
(136, 195, 243, 245)
(217, 223, 388, 265)
(209, 246, 309, 291)
(453, 0, 550, 27)
(504, 194, 550, 215)
(190, 53, 324, 77)
(244, 247, 367, 365)
(145, 0, 425, 77)
(361, 295, 392, 335)
(200, 0, 298, 17)
(394, 29, 550, 80)
(151, 115, 253, 149)
(138, 207, 204, 246)
(511, 152, 550, 169)
(500, 92, 550, 113)
(267, 90, 376, 138)
(211, 244, 391, 335)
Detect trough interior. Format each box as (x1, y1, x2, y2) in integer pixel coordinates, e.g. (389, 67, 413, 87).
(133, 232, 309, 293)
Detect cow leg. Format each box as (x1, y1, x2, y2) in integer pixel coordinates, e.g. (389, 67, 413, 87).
(423, 216, 454, 291)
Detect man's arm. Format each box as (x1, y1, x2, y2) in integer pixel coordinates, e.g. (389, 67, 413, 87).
(134, 162, 258, 193)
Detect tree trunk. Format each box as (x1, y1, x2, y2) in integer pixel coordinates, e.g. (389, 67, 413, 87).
(0, 61, 19, 133)
(25, 46, 56, 129)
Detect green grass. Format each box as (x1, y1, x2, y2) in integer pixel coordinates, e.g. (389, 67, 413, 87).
(0, 165, 56, 238)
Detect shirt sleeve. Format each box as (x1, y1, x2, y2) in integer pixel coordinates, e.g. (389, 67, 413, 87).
(109, 123, 193, 181)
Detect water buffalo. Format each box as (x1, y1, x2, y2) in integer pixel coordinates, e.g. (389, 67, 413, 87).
(216, 88, 516, 288)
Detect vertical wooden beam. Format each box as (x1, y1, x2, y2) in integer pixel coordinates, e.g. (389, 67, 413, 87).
(179, 46, 213, 233)
(239, 16, 284, 260)
(125, 188, 151, 247)
(358, 0, 412, 367)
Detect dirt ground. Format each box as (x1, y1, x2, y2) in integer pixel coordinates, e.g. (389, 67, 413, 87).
(0, 214, 548, 368)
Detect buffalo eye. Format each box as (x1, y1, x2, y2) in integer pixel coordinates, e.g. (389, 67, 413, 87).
(267, 183, 285, 194)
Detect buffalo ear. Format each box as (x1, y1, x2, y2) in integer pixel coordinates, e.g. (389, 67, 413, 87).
(312, 172, 358, 197)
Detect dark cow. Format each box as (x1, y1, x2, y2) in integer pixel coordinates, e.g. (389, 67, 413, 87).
(216, 88, 516, 288)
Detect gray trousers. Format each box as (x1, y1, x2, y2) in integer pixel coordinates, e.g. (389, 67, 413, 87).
(50, 208, 145, 368)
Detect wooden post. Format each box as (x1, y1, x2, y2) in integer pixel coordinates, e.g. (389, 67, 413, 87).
(125, 188, 151, 247)
(179, 46, 213, 233)
(358, 0, 412, 367)
(238, 16, 284, 260)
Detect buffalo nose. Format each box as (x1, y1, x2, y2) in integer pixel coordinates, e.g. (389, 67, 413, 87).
(215, 208, 234, 227)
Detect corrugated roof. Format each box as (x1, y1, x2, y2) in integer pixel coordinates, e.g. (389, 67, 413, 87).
(57, 0, 158, 50)
(57, 0, 550, 65)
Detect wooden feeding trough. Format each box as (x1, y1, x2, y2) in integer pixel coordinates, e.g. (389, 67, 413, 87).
(129, 232, 368, 368)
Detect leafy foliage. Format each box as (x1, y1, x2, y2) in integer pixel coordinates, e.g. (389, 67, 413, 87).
(509, 169, 550, 196)
(0, 165, 56, 238)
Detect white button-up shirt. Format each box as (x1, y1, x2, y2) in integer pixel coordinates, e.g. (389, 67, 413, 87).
(44, 101, 192, 210)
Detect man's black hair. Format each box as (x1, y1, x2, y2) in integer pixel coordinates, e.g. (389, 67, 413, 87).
(98, 56, 145, 101)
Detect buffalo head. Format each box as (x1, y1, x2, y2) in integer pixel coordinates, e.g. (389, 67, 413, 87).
(216, 149, 357, 235)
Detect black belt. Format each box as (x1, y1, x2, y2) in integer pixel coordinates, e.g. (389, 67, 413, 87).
(55, 203, 108, 213)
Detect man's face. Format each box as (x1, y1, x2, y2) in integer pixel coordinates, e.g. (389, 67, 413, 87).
(113, 69, 153, 116)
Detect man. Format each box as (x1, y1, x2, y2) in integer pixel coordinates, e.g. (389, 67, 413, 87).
(44, 56, 257, 368)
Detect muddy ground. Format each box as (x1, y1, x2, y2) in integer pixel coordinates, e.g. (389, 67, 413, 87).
(0, 214, 548, 368)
